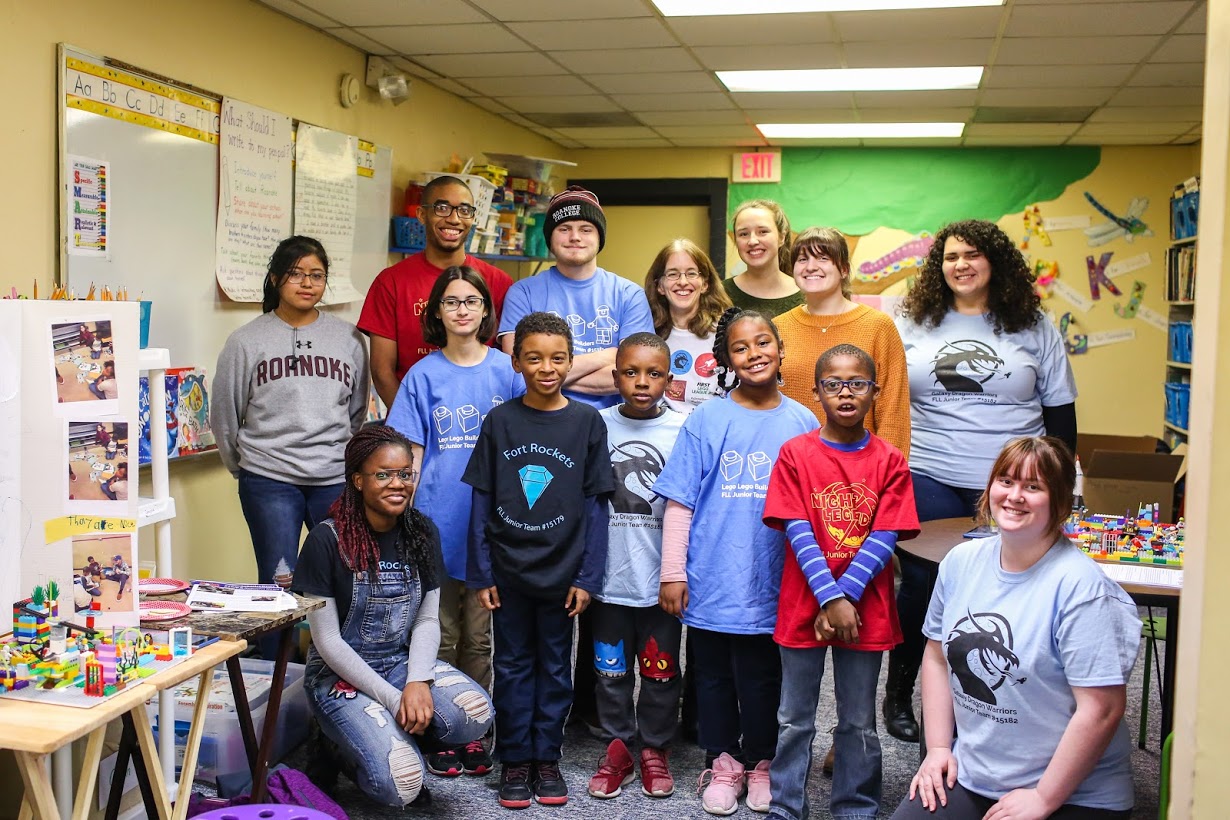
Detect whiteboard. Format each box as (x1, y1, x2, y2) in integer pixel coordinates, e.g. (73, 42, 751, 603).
(60, 45, 393, 370)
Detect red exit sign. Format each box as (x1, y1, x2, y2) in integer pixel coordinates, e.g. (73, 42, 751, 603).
(732, 152, 781, 183)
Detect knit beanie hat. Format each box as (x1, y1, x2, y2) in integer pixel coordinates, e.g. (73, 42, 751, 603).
(542, 185, 606, 251)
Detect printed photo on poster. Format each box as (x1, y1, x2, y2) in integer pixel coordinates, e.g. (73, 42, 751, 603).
(51, 318, 121, 414)
(71, 532, 137, 625)
(67, 421, 129, 504)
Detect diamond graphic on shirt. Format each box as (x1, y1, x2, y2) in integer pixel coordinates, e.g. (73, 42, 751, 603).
(747, 451, 772, 481)
(433, 406, 453, 435)
(518, 464, 554, 509)
(457, 404, 480, 433)
(720, 450, 744, 481)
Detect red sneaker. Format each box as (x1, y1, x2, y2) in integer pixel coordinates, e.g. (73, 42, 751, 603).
(640, 747, 674, 798)
(587, 738, 635, 798)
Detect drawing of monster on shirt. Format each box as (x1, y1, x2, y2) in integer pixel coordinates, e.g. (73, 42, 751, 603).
(610, 439, 667, 516)
(931, 339, 1007, 394)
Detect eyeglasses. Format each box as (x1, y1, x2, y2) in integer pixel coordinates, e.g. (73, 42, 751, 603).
(818, 379, 877, 395)
(286, 271, 327, 285)
(440, 296, 485, 312)
(363, 469, 418, 485)
(663, 270, 702, 282)
(429, 201, 477, 219)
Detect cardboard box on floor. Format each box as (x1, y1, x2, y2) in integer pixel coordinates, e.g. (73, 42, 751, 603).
(1076, 434, 1187, 522)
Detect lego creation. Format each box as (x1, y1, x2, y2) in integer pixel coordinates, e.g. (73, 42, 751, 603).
(1064, 503, 1184, 568)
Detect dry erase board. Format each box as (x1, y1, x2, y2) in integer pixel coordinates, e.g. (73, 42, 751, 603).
(59, 45, 392, 370)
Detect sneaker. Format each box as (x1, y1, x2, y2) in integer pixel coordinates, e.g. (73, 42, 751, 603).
(821, 742, 835, 777)
(697, 752, 745, 816)
(459, 739, 493, 775)
(426, 748, 463, 777)
(532, 760, 569, 806)
(498, 762, 533, 809)
(745, 759, 771, 813)
(640, 747, 674, 798)
(588, 738, 635, 798)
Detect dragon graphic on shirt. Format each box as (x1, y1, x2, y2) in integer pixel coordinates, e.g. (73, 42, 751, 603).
(945, 611, 1027, 705)
(610, 440, 666, 516)
(931, 340, 1007, 393)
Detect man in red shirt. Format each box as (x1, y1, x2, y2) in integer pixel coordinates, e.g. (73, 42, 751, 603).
(359, 175, 513, 408)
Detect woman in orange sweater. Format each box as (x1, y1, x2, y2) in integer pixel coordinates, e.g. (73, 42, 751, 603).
(775, 227, 911, 457)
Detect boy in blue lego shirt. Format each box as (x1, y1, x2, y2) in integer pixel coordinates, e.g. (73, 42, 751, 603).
(463, 312, 615, 809)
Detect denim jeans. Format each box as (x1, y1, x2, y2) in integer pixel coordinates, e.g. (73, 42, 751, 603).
(689, 627, 782, 764)
(491, 585, 575, 763)
(236, 469, 343, 585)
(770, 646, 883, 820)
(590, 600, 682, 749)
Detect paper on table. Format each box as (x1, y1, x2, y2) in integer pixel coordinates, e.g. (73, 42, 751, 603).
(1099, 562, 1183, 589)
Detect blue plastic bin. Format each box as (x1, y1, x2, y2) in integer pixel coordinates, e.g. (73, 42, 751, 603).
(1164, 382, 1190, 429)
(1169, 321, 1193, 364)
(392, 216, 425, 251)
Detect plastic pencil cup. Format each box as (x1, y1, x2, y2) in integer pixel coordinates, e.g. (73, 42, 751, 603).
(138, 301, 152, 348)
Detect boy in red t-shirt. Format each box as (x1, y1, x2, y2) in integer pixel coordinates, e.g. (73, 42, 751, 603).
(762, 342, 919, 820)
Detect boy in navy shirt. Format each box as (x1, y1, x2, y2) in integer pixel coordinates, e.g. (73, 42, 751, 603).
(464, 312, 615, 808)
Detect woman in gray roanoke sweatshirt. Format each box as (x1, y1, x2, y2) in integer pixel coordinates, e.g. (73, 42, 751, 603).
(212, 236, 370, 596)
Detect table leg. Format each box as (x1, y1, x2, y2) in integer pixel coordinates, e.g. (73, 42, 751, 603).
(128, 708, 172, 820)
(170, 670, 214, 820)
(250, 627, 293, 804)
(18, 801, 33, 820)
(71, 727, 107, 820)
(14, 752, 60, 820)
(104, 720, 136, 820)
(1161, 599, 1179, 742)
(227, 655, 258, 772)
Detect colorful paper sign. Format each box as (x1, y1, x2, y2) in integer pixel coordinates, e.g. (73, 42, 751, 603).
(67, 156, 109, 258)
(44, 515, 136, 544)
(1113, 281, 1146, 319)
(1086, 252, 1122, 301)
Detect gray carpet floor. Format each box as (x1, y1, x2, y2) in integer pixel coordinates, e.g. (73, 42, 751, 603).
(281, 606, 1166, 820)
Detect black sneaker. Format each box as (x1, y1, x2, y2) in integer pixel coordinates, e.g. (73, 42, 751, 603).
(426, 747, 463, 777)
(532, 760, 569, 806)
(498, 762, 534, 809)
(459, 739, 493, 775)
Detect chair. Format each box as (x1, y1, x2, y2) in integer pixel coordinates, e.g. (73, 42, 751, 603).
(1159, 731, 1173, 820)
(1139, 612, 1167, 749)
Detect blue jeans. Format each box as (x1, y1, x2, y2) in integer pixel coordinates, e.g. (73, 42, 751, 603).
(689, 627, 782, 764)
(491, 585, 575, 763)
(771, 646, 883, 820)
(236, 469, 342, 585)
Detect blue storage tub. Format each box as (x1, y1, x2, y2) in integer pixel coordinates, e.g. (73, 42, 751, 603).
(392, 216, 425, 251)
(1164, 382, 1190, 429)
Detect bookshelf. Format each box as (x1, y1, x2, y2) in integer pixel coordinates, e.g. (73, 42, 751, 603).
(1163, 176, 1199, 449)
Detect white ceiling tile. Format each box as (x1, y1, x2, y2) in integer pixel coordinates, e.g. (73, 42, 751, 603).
(667, 13, 837, 47)
(550, 47, 703, 74)
(671, 137, 770, 147)
(743, 108, 858, 123)
(1078, 121, 1198, 137)
(995, 36, 1158, 65)
(501, 95, 624, 114)
(1131, 62, 1205, 85)
(843, 40, 994, 68)
(552, 137, 584, 148)
(575, 138, 676, 147)
(429, 77, 481, 97)
(508, 19, 676, 50)
(979, 88, 1116, 107)
(555, 126, 660, 139)
(861, 138, 963, 147)
(613, 92, 735, 111)
(467, 0, 652, 22)
(834, 6, 1003, 41)
(653, 125, 763, 139)
(1176, 4, 1206, 34)
(299, 0, 483, 26)
(763, 137, 862, 147)
(963, 135, 1069, 146)
(1109, 86, 1204, 106)
(857, 108, 974, 123)
(692, 44, 844, 71)
(589, 72, 723, 95)
(853, 90, 978, 109)
(1068, 134, 1176, 144)
(468, 97, 514, 115)
(966, 122, 1082, 137)
(1143, 34, 1205, 63)
(390, 57, 441, 79)
(498, 113, 545, 130)
(360, 24, 532, 55)
(417, 51, 560, 77)
(731, 91, 854, 110)
(324, 27, 397, 54)
(983, 64, 1136, 89)
(634, 110, 751, 126)
(1087, 105, 1202, 122)
(256, 0, 340, 29)
(463, 75, 598, 96)
(1006, 3, 1193, 37)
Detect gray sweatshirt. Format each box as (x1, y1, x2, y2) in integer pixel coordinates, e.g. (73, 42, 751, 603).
(212, 311, 369, 484)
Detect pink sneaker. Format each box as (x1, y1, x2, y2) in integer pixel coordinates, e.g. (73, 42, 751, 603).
(697, 753, 745, 816)
(745, 759, 771, 813)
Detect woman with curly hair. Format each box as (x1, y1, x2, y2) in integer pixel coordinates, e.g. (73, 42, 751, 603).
(883, 219, 1078, 744)
(292, 425, 493, 806)
(644, 238, 733, 413)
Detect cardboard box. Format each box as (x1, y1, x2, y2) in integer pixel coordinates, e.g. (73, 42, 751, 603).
(1076, 434, 1185, 521)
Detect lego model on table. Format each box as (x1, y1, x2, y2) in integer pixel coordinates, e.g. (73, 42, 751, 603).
(1064, 503, 1185, 568)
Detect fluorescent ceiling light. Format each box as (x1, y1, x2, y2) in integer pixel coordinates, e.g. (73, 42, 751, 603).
(758, 122, 966, 138)
(719, 67, 983, 92)
(654, 0, 1002, 15)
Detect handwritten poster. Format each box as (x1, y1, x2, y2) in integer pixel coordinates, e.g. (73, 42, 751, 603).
(293, 124, 362, 303)
(215, 98, 293, 302)
(67, 155, 109, 258)
(0, 302, 22, 611)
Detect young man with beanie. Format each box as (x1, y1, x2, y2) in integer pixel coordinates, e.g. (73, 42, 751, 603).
(360, 176, 513, 409)
(498, 185, 654, 410)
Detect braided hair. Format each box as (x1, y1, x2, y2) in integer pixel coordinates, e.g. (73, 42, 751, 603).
(328, 425, 437, 588)
(711, 306, 784, 395)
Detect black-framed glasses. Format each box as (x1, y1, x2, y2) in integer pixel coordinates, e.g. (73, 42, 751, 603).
(440, 296, 485, 312)
(429, 201, 477, 219)
(818, 379, 877, 396)
(663, 270, 702, 282)
(363, 469, 418, 485)
(286, 271, 327, 285)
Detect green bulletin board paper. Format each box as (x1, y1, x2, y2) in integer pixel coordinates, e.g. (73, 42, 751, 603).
(728, 146, 1101, 236)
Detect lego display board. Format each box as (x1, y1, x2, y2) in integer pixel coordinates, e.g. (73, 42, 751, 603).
(0, 300, 140, 630)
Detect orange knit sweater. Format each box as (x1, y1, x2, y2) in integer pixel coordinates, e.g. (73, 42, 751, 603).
(775, 303, 912, 458)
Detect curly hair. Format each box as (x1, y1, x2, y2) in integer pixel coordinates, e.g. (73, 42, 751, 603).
(791, 227, 853, 299)
(421, 265, 497, 347)
(732, 200, 792, 273)
(899, 220, 1042, 335)
(328, 425, 437, 588)
(643, 238, 733, 339)
(512, 312, 573, 358)
(712, 306, 783, 395)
